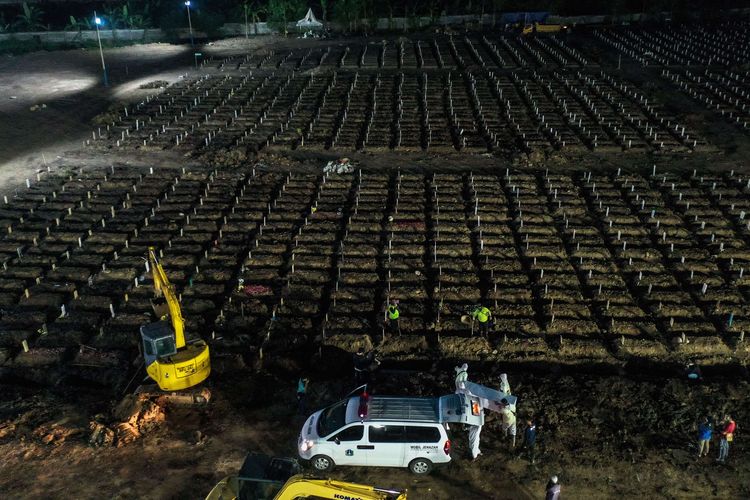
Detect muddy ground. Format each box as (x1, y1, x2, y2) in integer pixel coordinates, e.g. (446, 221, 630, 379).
(1, 367, 748, 499)
(0, 29, 749, 500)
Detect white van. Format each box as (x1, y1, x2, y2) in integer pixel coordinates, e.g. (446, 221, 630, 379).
(298, 388, 484, 474)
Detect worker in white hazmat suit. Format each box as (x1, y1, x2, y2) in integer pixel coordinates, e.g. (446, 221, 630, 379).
(499, 398, 517, 447)
(454, 363, 468, 391)
(499, 373, 511, 395)
(468, 423, 482, 461)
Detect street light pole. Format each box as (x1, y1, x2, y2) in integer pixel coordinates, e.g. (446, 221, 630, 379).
(185, 1, 194, 47)
(94, 12, 108, 87)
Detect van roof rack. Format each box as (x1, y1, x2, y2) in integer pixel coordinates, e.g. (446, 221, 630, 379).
(366, 396, 439, 422)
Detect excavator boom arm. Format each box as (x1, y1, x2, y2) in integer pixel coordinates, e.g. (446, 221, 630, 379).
(148, 247, 186, 349)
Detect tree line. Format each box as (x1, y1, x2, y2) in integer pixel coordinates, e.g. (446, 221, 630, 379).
(0, 0, 746, 34)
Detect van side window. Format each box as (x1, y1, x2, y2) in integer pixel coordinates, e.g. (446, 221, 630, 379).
(405, 426, 441, 442)
(328, 425, 364, 442)
(369, 425, 406, 443)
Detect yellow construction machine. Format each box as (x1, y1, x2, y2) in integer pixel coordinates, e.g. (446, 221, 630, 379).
(139, 246, 210, 392)
(522, 22, 567, 35)
(206, 454, 407, 500)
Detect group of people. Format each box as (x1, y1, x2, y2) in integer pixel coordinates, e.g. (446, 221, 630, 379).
(454, 364, 538, 463)
(385, 300, 495, 336)
(456, 363, 557, 496)
(697, 415, 737, 463)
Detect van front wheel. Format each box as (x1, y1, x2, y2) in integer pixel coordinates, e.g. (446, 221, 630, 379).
(409, 458, 432, 475)
(311, 454, 335, 472)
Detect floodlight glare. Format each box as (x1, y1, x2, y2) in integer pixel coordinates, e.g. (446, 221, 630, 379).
(185, 1, 191, 6)
(94, 17, 102, 25)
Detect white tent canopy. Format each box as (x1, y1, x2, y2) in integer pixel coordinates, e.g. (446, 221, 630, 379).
(296, 8, 323, 29)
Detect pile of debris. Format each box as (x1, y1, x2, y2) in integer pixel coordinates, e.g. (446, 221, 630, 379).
(323, 157, 354, 174)
(89, 394, 166, 447)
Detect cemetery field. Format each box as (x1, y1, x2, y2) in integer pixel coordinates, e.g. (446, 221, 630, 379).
(1, 25, 750, 499)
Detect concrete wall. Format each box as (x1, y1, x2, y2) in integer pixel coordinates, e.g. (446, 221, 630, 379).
(220, 22, 274, 36)
(0, 28, 164, 44)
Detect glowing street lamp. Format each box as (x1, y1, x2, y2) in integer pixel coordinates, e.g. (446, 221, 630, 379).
(185, 1, 194, 48)
(93, 12, 108, 86)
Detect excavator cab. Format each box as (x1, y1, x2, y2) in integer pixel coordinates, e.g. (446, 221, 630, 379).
(141, 321, 178, 363)
(206, 453, 407, 500)
(206, 453, 301, 500)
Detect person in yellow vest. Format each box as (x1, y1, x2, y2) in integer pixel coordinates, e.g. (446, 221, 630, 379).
(386, 299, 401, 335)
(472, 304, 492, 336)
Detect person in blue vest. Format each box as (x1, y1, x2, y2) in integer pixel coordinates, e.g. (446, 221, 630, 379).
(386, 299, 401, 335)
(296, 377, 309, 415)
(685, 362, 703, 383)
(697, 416, 712, 458)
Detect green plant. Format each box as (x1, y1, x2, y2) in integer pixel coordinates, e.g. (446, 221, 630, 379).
(14, 2, 46, 32)
(267, 0, 307, 35)
(319, 0, 328, 22)
(334, 0, 364, 32)
(103, 6, 124, 29)
(0, 12, 9, 33)
(121, 3, 151, 29)
(64, 15, 93, 32)
(193, 10, 226, 37)
(243, 0, 267, 36)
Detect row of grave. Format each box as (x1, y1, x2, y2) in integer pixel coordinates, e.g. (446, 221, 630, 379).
(208, 34, 591, 73)
(594, 23, 750, 67)
(89, 68, 706, 155)
(5, 165, 750, 387)
(661, 68, 750, 133)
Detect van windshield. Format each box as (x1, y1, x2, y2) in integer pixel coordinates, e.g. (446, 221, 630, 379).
(317, 400, 347, 437)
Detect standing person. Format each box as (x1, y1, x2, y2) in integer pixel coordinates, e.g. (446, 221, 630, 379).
(685, 362, 703, 382)
(545, 476, 561, 500)
(296, 377, 309, 415)
(353, 347, 375, 385)
(468, 424, 483, 461)
(499, 373, 511, 395)
(522, 419, 537, 464)
(386, 299, 401, 335)
(357, 388, 371, 419)
(499, 398, 517, 447)
(353, 347, 380, 385)
(471, 304, 492, 336)
(697, 416, 712, 457)
(717, 415, 737, 463)
(454, 363, 469, 391)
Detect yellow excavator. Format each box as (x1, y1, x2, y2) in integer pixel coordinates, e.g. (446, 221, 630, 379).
(522, 22, 567, 35)
(139, 246, 210, 392)
(206, 454, 407, 500)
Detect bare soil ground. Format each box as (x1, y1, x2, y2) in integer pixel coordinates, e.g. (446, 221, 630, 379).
(1, 369, 748, 499)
